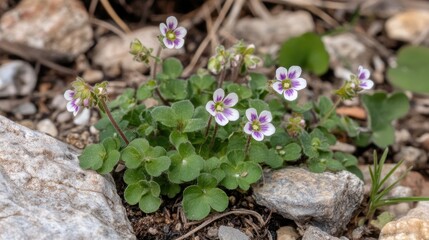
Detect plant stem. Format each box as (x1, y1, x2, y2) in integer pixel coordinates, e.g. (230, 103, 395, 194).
(319, 98, 341, 126)
(217, 69, 227, 88)
(100, 98, 129, 145)
(204, 116, 213, 137)
(150, 47, 170, 106)
(244, 135, 252, 156)
(209, 124, 219, 147)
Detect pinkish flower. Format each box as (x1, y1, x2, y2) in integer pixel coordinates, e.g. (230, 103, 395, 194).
(272, 66, 307, 101)
(64, 90, 81, 116)
(159, 16, 187, 49)
(205, 88, 239, 126)
(243, 108, 275, 141)
(356, 66, 374, 90)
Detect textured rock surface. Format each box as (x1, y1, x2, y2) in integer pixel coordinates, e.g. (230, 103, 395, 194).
(277, 226, 300, 240)
(380, 202, 429, 240)
(233, 11, 314, 46)
(0, 61, 37, 97)
(302, 226, 347, 240)
(0, 0, 93, 58)
(0, 115, 135, 239)
(218, 225, 249, 240)
(386, 10, 429, 43)
(253, 167, 363, 235)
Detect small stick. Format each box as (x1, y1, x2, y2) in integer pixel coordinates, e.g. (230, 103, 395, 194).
(100, 0, 131, 33)
(100, 99, 129, 145)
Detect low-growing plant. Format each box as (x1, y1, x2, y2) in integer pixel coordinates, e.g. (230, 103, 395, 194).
(64, 16, 411, 221)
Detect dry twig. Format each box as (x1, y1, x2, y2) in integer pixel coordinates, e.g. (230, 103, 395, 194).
(99, 0, 131, 33)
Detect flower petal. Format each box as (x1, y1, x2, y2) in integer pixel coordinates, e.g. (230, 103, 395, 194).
(359, 79, 374, 90)
(252, 131, 264, 141)
(215, 112, 229, 126)
(205, 101, 216, 116)
(272, 81, 284, 95)
(258, 110, 272, 124)
(73, 105, 80, 116)
(159, 23, 167, 35)
(64, 90, 74, 101)
(245, 108, 258, 121)
(287, 66, 302, 79)
(283, 89, 298, 101)
(66, 101, 75, 112)
(163, 38, 174, 49)
(275, 67, 288, 81)
(291, 78, 307, 91)
(243, 122, 253, 135)
(261, 123, 275, 136)
(166, 16, 178, 30)
(223, 93, 238, 107)
(358, 66, 370, 81)
(223, 108, 239, 121)
(173, 38, 185, 49)
(174, 27, 187, 38)
(213, 88, 225, 102)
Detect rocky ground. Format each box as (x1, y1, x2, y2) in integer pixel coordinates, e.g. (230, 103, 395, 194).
(0, 0, 429, 239)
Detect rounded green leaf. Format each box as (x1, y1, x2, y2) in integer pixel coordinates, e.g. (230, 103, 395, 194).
(197, 173, 218, 189)
(172, 100, 194, 120)
(248, 99, 270, 113)
(237, 162, 262, 190)
(265, 149, 284, 168)
(79, 144, 106, 170)
(124, 182, 147, 205)
(162, 57, 183, 79)
(178, 142, 195, 158)
(249, 143, 269, 163)
(168, 154, 204, 183)
(124, 167, 146, 185)
(97, 150, 120, 174)
(121, 146, 143, 169)
(151, 106, 177, 127)
(220, 163, 239, 190)
(205, 188, 228, 212)
(283, 143, 302, 161)
(145, 156, 171, 177)
(183, 186, 211, 220)
(183, 118, 206, 133)
(139, 194, 162, 213)
(169, 131, 188, 148)
(102, 137, 121, 151)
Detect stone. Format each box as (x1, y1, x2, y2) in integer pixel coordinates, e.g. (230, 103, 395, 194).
(394, 146, 427, 169)
(277, 226, 300, 240)
(51, 94, 68, 111)
(302, 226, 347, 240)
(233, 11, 314, 47)
(218, 226, 249, 240)
(73, 108, 91, 126)
(82, 69, 104, 83)
(36, 118, 58, 137)
(92, 27, 181, 76)
(253, 167, 363, 235)
(322, 33, 370, 79)
(386, 10, 429, 43)
(417, 133, 429, 151)
(401, 171, 425, 196)
(384, 186, 413, 218)
(0, 60, 37, 97)
(0, 0, 93, 58)
(359, 163, 407, 194)
(0, 115, 135, 239)
(380, 202, 429, 240)
(14, 102, 37, 115)
(56, 111, 72, 123)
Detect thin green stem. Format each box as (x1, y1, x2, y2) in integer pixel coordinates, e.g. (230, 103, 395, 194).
(244, 135, 252, 157)
(209, 124, 219, 148)
(217, 69, 227, 88)
(100, 98, 129, 145)
(151, 47, 170, 106)
(319, 98, 341, 126)
(205, 116, 213, 138)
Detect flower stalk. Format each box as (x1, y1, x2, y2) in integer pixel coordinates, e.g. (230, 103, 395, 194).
(99, 99, 130, 145)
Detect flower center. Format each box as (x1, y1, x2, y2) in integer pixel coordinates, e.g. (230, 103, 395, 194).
(251, 120, 261, 131)
(215, 102, 224, 112)
(282, 79, 292, 89)
(166, 31, 176, 40)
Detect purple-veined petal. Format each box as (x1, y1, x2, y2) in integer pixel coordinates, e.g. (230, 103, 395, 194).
(261, 123, 275, 136)
(358, 66, 370, 80)
(223, 93, 238, 107)
(287, 66, 302, 79)
(64, 90, 74, 101)
(223, 108, 239, 121)
(159, 23, 168, 35)
(215, 112, 229, 126)
(291, 78, 307, 91)
(283, 89, 298, 101)
(359, 79, 374, 90)
(163, 38, 174, 49)
(72, 105, 80, 116)
(252, 131, 264, 141)
(66, 101, 75, 112)
(174, 27, 187, 38)
(213, 88, 225, 102)
(272, 81, 284, 95)
(275, 67, 288, 81)
(173, 38, 185, 49)
(205, 101, 216, 116)
(258, 110, 272, 124)
(245, 108, 258, 121)
(243, 122, 253, 135)
(166, 16, 178, 30)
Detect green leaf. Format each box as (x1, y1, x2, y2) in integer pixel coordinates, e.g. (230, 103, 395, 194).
(124, 182, 148, 205)
(300, 132, 318, 158)
(283, 143, 302, 161)
(307, 158, 326, 173)
(189, 74, 216, 91)
(248, 99, 270, 113)
(184, 118, 206, 132)
(265, 149, 284, 168)
(124, 167, 146, 185)
(160, 79, 188, 100)
(79, 144, 105, 170)
(160, 181, 181, 198)
(227, 83, 252, 100)
(121, 146, 143, 169)
(183, 185, 228, 220)
(168, 153, 204, 183)
(139, 194, 162, 213)
(136, 80, 156, 100)
(373, 125, 395, 149)
(279, 32, 329, 76)
(169, 131, 188, 148)
(162, 57, 183, 79)
(151, 106, 177, 127)
(326, 159, 345, 171)
(227, 135, 247, 152)
(249, 72, 267, 92)
(178, 142, 195, 158)
(197, 173, 218, 189)
(370, 212, 395, 230)
(227, 149, 246, 163)
(97, 150, 120, 174)
(172, 100, 194, 120)
(249, 143, 269, 163)
(221, 162, 262, 191)
(387, 46, 429, 94)
(145, 156, 171, 177)
(102, 137, 121, 151)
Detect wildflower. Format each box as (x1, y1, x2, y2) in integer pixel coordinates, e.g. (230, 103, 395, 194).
(243, 108, 275, 141)
(336, 66, 374, 100)
(159, 16, 187, 49)
(356, 66, 374, 90)
(286, 114, 305, 137)
(64, 90, 81, 116)
(208, 45, 230, 74)
(205, 88, 239, 126)
(272, 66, 307, 101)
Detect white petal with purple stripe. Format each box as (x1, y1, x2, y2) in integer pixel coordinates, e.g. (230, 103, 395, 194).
(215, 112, 228, 126)
(291, 78, 307, 91)
(223, 93, 238, 107)
(166, 16, 178, 30)
(246, 108, 258, 121)
(287, 66, 302, 79)
(205, 101, 216, 116)
(283, 89, 298, 101)
(213, 88, 225, 102)
(260, 123, 275, 136)
(258, 110, 272, 124)
(223, 108, 239, 121)
(276, 67, 287, 81)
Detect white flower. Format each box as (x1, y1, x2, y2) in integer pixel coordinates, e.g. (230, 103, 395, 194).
(272, 66, 307, 101)
(64, 90, 81, 116)
(159, 16, 187, 49)
(356, 66, 374, 90)
(243, 108, 275, 141)
(205, 88, 239, 126)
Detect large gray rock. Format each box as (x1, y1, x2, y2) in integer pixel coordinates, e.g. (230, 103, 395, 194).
(253, 167, 363, 235)
(0, 115, 135, 239)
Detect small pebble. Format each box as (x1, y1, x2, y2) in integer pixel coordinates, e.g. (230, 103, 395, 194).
(148, 227, 158, 235)
(15, 102, 36, 115)
(37, 119, 58, 137)
(51, 94, 68, 110)
(73, 108, 90, 126)
(207, 226, 218, 238)
(82, 69, 103, 83)
(57, 111, 72, 123)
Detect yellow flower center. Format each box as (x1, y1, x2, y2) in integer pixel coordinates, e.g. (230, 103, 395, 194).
(252, 121, 261, 131)
(215, 102, 224, 112)
(282, 79, 291, 89)
(166, 31, 176, 40)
